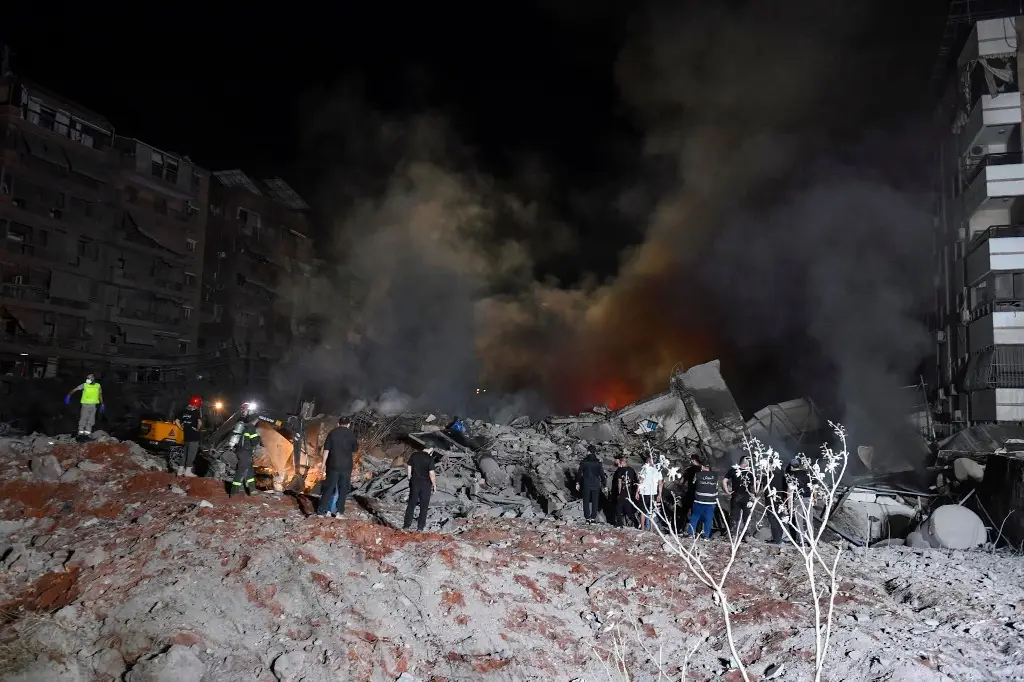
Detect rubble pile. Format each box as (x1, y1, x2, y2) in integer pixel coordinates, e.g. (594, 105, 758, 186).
(0, 430, 1023, 682)
(346, 360, 748, 530)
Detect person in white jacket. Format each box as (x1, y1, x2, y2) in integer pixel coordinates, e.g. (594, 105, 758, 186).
(635, 453, 664, 531)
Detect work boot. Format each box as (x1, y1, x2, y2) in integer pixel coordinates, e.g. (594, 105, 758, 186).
(184, 470, 196, 478)
(245, 485, 255, 497)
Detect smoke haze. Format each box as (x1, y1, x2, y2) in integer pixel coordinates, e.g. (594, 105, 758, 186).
(274, 0, 937, 460)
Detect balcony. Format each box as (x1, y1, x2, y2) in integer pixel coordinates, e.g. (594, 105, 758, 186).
(966, 225, 1024, 283)
(968, 309, 1024, 350)
(0, 284, 91, 312)
(961, 152, 1024, 217)
(959, 92, 1022, 156)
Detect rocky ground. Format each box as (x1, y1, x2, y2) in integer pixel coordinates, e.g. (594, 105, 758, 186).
(1, 437, 1023, 682)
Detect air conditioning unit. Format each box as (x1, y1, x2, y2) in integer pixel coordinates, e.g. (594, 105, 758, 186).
(936, 330, 947, 342)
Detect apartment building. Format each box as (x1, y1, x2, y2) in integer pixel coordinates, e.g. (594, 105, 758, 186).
(934, 12, 1024, 427)
(200, 169, 315, 390)
(0, 76, 208, 387)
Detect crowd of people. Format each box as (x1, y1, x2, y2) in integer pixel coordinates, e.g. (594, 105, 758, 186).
(576, 446, 816, 544)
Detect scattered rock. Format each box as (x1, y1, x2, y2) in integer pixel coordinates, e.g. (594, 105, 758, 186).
(77, 460, 104, 472)
(125, 645, 205, 682)
(272, 650, 307, 681)
(198, 500, 214, 509)
(624, 577, 638, 590)
(60, 468, 82, 482)
(169, 485, 186, 495)
(29, 454, 63, 481)
(92, 648, 127, 679)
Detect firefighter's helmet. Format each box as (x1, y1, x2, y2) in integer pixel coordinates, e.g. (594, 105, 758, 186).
(188, 395, 203, 408)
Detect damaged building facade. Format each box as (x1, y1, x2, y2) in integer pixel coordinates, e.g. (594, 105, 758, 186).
(930, 8, 1024, 549)
(199, 170, 317, 392)
(0, 74, 209, 425)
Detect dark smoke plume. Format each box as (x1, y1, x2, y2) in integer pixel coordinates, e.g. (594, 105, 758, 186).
(275, 0, 937, 458)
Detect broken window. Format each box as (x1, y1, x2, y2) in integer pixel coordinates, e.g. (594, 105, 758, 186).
(77, 238, 98, 262)
(971, 281, 990, 307)
(994, 273, 1013, 300)
(165, 157, 179, 184)
(151, 151, 164, 178)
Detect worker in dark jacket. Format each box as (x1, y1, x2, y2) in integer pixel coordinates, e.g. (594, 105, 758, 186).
(576, 446, 607, 523)
(611, 455, 639, 527)
(403, 446, 437, 531)
(686, 459, 719, 538)
(230, 415, 261, 498)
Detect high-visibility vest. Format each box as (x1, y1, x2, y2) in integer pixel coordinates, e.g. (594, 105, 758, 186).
(81, 383, 101, 404)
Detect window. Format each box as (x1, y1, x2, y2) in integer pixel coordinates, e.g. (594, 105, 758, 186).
(995, 273, 1014, 300)
(237, 206, 248, 223)
(184, 272, 196, 287)
(78, 239, 98, 261)
(182, 306, 192, 320)
(126, 186, 138, 204)
(154, 198, 167, 214)
(178, 340, 188, 354)
(236, 273, 246, 287)
(151, 151, 164, 178)
(37, 230, 48, 248)
(165, 157, 179, 184)
(186, 239, 196, 252)
(213, 304, 223, 322)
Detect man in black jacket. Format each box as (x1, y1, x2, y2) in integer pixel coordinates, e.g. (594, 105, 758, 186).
(611, 455, 639, 527)
(686, 459, 719, 538)
(723, 455, 755, 540)
(403, 446, 437, 531)
(316, 416, 358, 518)
(576, 446, 607, 523)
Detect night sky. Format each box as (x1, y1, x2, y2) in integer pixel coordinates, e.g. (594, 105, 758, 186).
(4, 2, 946, 263)
(2, 1, 960, 416)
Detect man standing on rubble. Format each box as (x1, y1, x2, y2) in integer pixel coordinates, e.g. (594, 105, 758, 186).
(230, 414, 261, 498)
(723, 455, 755, 540)
(576, 445, 607, 523)
(679, 453, 703, 522)
(636, 452, 663, 531)
(787, 456, 815, 542)
(686, 458, 718, 538)
(174, 395, 203, 477)
(403, 446, 437, 531)
(316, 416, 358, 518)
(611, 455, 639, 527)
(65, 373, 103, 438)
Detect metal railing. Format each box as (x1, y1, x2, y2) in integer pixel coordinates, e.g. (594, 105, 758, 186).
(967, 223, 1024, 254)
(961, 151, 1024, 193)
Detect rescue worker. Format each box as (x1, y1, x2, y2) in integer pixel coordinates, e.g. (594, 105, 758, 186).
(174, 395, 203, 477)
(316, 416, 358, 518)
(611, 455, 639, 527)
(723, 455, 755, 540)
(403, 446, 436, 531)
(230, 415, 261, 498)
(763, 461, 791, 545)
(575, 445, 607, 523)
(65, 373, 103, 437)
(686, 459, 718, 538)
